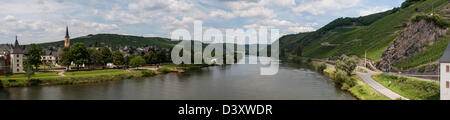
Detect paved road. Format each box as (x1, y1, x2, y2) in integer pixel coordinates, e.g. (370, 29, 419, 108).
(386, 73, 439, 83)
(356, 67, 409, 100)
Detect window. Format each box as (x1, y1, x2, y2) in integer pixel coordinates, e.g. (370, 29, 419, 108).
(447, 81, 450, 88)
(17, 60, 19, 62)
(16, 55, 19, 58)
(17, 64, 19, 67)
(17, 69, 19, 72)
(447, 65, 449, 72)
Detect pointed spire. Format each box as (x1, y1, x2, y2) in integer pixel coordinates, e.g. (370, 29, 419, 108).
(65, 26, 70, 38)
(14, 35, 19, 47)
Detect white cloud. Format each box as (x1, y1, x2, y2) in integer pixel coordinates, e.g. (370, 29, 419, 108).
(105, 9, 142, 25)
(293, 0, 361, 15)
(359, 6, 391, 16)
(209, 10, 236, 19)
(237, 7, 276, 18)
(273, 0, 296, 7)
(286, 26, 315, 33)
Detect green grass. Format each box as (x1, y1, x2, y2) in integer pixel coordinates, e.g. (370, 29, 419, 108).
(64, 69, 130, 77)
(395, 37, 450, 69)
(356, 67, 368, 73)
(0, 72, 60, 80)
(371, 74, 439, 100)
(348, 75, 390, 100)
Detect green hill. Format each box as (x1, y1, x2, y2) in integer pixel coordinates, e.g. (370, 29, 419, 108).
(279, 0, 449, 68)
(39, 34, 179, 48)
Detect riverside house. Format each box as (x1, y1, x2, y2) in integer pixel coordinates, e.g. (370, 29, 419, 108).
(440, 43, 450, 100)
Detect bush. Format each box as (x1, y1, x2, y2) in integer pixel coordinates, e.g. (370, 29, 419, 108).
(157, 68, 172, 74)
(141, 70, 156, 77)
(335, 57, 358, 76)
(317, 62, 327, 73)
(411, 14, 449, 28)
(334, 70, 356, 89)
(418, 66, 426, 73)
(28, 79, 42, 85)
(334, 70, 349, 86)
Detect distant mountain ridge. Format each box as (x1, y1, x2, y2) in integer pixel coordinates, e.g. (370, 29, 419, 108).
(39, 34, 179, 49)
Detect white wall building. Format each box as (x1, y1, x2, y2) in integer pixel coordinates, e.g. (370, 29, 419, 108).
(10, 36, 25, 74)
(440, 43, 450, 100)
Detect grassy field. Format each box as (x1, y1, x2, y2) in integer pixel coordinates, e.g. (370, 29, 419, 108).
(320, 62, 388, 100)
(371, 74, 439, 100)
(64, 69, 131, 77)
(0, 72, 60, 80)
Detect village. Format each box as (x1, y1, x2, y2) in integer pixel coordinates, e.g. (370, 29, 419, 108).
(0, 26, 173, 76)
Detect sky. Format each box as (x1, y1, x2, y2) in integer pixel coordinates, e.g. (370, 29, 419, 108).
(0, 0, 404, 44)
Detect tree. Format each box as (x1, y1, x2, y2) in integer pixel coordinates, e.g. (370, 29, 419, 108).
(156, 49, 167, 63)
(26, 44, 43, 72)
(87, 48, 101, 68)
(143, 51, 157, 65)
(23, 58, 34, 80)
(129, 56, 146, 69)
(100, 46, 113, 67)
(113, 50, 125, 67)
(335, 57, 358, 76)
(296, 46, 302, 57)
(70, 43, 89, 69)
(60, 47, 72, 70)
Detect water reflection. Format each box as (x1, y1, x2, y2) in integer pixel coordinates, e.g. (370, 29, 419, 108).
(0, 57, 355, 100)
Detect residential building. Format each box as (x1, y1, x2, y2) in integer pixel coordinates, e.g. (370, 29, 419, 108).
(440, 43, 450, 100)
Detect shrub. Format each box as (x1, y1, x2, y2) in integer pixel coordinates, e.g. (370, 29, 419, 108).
(334, 70, 349, 86)
(29, 79, 42, 85)
(334, 70, 357, 90)
(157, 68, 172, 74)
(335, 57, 358, 76)
(8, 80, 16, 83)
(411, 14, 449, 28)
(418, 66, 426, 73)
(141, 70, 156, 77)
(316, 62, 327, 73)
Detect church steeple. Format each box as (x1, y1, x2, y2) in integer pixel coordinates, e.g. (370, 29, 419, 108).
(14, 35, 19, 47)
(64, 26, 71, 48)
(65, 26, 70, 38)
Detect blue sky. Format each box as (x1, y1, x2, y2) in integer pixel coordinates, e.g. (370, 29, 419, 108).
(0, 0, 404, 44)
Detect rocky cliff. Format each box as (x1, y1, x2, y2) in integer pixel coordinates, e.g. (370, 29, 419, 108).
(379, 19, 447, 71)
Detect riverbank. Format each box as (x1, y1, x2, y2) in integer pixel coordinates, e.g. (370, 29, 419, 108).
(309, 61, 389, 100)
(0, 64, 210, 88)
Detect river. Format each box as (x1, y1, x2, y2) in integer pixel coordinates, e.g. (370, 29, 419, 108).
(0, 56, 355, 100)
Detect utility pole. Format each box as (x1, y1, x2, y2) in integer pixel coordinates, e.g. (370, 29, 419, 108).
(364, 49, 367, 68)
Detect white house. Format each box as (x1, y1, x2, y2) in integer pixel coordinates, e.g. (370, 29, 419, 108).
(440, 43, 450, 100)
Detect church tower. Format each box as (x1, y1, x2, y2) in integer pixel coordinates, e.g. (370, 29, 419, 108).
(10, 36, 24, 74)
(64, 26, 70, 48)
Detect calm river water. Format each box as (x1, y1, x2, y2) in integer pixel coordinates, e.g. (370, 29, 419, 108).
(0, 56, 355, 100)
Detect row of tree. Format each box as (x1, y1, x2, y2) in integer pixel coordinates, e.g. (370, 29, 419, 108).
(23, 43, 171, 71)
(60, 43, 170, 70)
